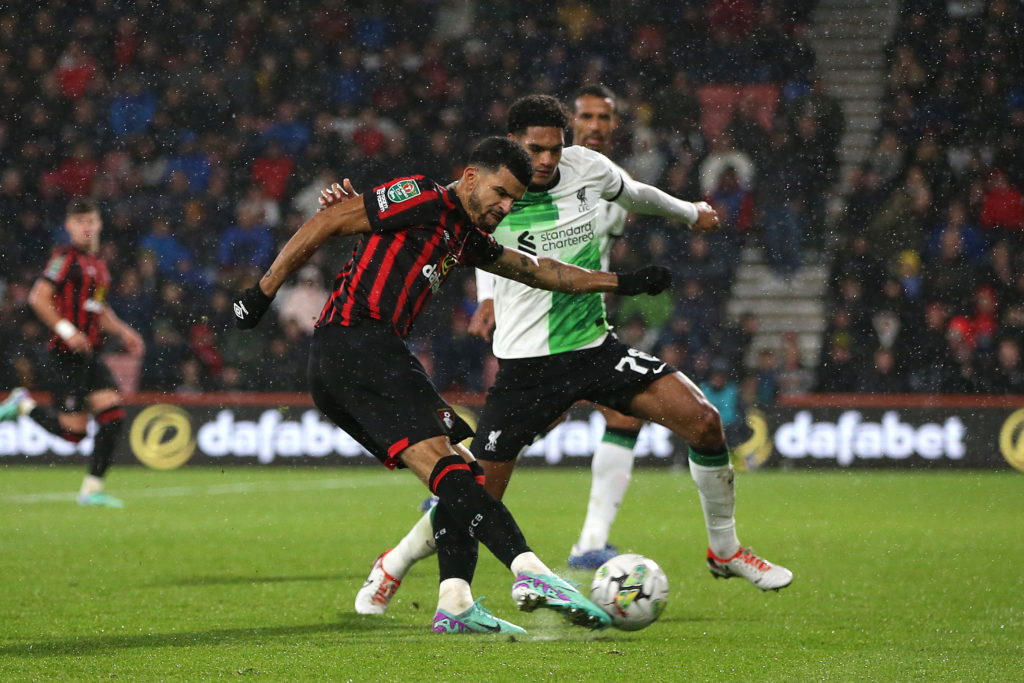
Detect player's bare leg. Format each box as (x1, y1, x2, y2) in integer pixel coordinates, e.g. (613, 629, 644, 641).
(569, 405, 642, 569)
(629, 373, 793, 591)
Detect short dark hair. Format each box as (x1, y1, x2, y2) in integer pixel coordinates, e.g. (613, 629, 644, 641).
(66, 198, 99, 217)
(574, 84, 617, 105)
(468, 136, 533, 187)
(507, 94, 570, 135)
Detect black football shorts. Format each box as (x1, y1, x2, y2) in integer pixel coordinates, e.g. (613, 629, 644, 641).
(308, 319, 473, 469)
(46, 350, 120, 413)
(471, 335, 676, 463)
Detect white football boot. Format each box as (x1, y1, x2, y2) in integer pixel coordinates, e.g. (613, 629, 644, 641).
(707, 547, 793, 591)
(354, 550, 402, 614)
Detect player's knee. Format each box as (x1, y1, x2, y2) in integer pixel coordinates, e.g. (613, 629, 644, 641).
(690, 401, 725, 448)
(428, 454, 473, 495)
(89, 390, 122, 414)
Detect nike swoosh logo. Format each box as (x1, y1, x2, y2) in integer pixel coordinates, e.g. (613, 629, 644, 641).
(478, 620, 501, 632)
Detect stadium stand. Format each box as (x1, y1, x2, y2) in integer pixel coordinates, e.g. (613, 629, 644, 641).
(1, 0, 1018, 407)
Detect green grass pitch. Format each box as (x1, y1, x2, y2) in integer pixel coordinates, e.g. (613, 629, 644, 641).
(1, 466, 1021, 681)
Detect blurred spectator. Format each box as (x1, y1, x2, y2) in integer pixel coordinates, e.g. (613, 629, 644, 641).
(699, 132, 755, 197)
(139, 216, 192, 277)
(905, 301, 957, 392)
(923, 224, 979, 311)
(895, 249, 925, 305)
(261, 322, 310, 392)
(924, 200, 987, 265)
(976, 240, 1016, 303)
(777, 335, 814, 395)
(251, 139, 295, 202)
(855, 347, 906, 393)
(674, 232, 733, 298)
(708, 165, 754, 234)
(815, 340, 858, 392)
(979, 169, 1024, 236)
(700, 357, 748, 444)
(752, 348, 780, 406)
(758, 129, 805, 276)
(866, 165, 933, 259)
(980, 337, 1024, 393)
(275, 265, 329, 336)
(218, 202, 274, 273)
(434, 308, 489, 393)
(829, 234, 887, 303)
(175, 357, 205, 394)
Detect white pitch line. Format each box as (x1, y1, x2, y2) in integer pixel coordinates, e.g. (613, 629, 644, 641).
(0, 474, 418, 505)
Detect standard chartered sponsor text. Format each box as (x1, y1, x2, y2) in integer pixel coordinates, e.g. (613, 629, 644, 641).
(539, 221, 594, 252)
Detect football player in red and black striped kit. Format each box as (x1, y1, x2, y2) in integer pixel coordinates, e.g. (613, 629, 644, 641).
(232, 136, 671, 634)
(0, 199, 144, 507)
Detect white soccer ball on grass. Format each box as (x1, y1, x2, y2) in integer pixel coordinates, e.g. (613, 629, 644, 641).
(590, 553, 669, 631)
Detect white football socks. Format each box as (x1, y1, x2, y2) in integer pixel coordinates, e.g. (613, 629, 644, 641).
(575, 439, 634, 551)
(437, 578, 474, 614)
(688, 460, 741, 559)
(381, 509, 436, 579)
(510, 552, 549, 576)
(79, 474, 104, 497)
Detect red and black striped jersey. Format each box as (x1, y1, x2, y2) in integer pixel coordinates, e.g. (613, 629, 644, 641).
(41, 245, 111, 352)
(316, 176, 503, 338)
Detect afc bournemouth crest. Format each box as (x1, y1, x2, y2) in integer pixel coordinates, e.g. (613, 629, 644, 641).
(387, 179, 421, 203)
(437, 408, 455, 429)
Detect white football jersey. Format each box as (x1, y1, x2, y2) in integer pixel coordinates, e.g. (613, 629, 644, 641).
(487, 145, 631, 359)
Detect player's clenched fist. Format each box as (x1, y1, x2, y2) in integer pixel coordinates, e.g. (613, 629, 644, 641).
(233, 283, 274, 329)
(691, 201, 719, 231)
(614, 265, 672, 296)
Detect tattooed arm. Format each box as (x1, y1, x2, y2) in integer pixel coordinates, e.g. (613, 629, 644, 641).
(478, 248, 619, 294)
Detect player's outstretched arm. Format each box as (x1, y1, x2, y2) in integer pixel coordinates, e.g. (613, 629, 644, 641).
(480, 248, 672, 296)
(234, 186, 369, 329)
(613, 175, 720, 231)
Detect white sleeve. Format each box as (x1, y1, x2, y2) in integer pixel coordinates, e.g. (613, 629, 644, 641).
(610, 175, 699, 225)
(475, 268, 495, 301)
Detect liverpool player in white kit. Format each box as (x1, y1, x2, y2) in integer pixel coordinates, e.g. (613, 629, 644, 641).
(354, 95, 792, 617)
(473, 85, 649, 569)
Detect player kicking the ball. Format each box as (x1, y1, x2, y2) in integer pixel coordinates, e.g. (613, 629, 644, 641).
(233, 136, 674, 634)
(354, 95, 792, 617)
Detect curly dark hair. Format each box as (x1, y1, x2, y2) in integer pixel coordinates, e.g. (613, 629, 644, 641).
(507, 94, 570, 135)
(468, 136, 533, 187)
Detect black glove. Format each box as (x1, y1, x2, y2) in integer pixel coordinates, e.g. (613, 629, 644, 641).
(233, 284, 274, 329)
(614, 265, 672, 296)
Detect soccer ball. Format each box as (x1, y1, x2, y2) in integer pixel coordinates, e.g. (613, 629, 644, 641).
(590, 553, 669, 631)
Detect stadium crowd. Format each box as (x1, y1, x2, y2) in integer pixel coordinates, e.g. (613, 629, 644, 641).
(820, 0, 1024, 394)
(0, 0, 1020, 408)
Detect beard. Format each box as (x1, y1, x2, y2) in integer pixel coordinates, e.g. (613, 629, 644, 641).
(466, 188, 498, 232)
